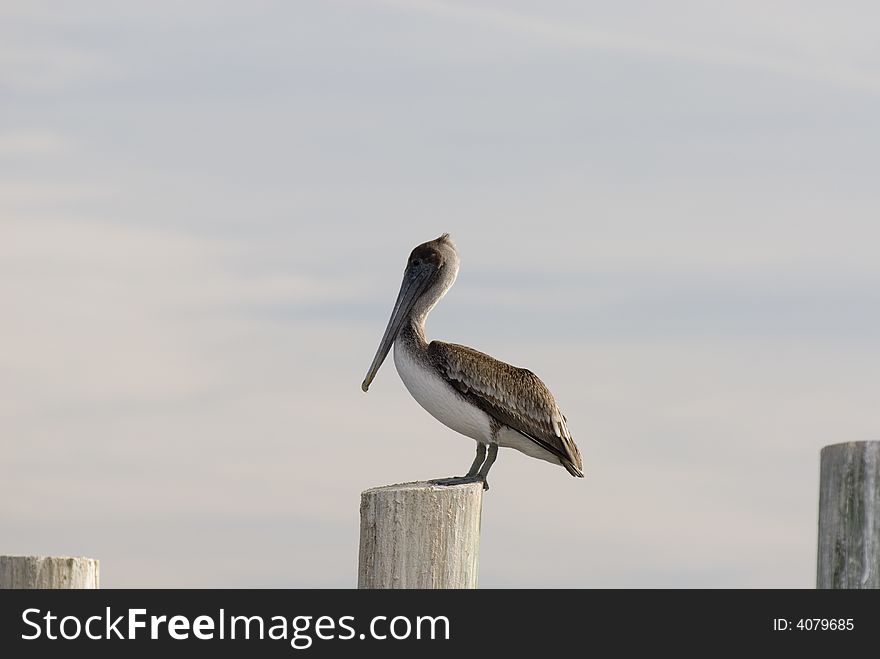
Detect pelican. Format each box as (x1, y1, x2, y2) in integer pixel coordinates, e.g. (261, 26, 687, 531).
(361, 233, 583, 490)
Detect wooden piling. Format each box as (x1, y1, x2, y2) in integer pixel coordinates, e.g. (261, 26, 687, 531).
(817, 441, 880, 588)
(358, 481, 483, 589)
(0, 556, 100, 589)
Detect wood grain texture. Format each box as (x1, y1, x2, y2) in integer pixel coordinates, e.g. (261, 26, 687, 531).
(817, 441, 880, 588)
(0, 555, 99, 589)
(358, 481, 482, 589)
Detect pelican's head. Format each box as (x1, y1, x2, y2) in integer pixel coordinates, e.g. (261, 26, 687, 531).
(361, 233, 459, 392)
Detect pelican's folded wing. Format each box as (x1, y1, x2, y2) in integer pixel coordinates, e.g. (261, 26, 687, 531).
(428, 340, 583, 476)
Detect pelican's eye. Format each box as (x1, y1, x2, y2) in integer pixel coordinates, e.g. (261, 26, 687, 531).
(412, 258, 422, 267)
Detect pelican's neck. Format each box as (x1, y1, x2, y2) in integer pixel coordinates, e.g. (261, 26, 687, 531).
(400, 315, 428, 349)
(406, 291, 436, 347)
(403, 260, 458, 349)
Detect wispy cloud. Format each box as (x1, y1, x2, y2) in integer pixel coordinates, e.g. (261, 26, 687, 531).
(0, 131, 71, 156)
(375, 0, 880, 92)
(0, 42, 117, 92)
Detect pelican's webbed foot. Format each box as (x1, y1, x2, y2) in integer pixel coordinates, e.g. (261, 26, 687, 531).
(429, 475, 489, 491)
(430, 443, 496, 490)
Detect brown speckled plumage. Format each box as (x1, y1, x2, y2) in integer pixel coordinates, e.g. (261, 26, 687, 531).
(428, 341, 583, 477)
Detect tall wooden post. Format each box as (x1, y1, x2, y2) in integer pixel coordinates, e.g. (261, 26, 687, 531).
(358, 481, 483, 589)
(0, 556, 100, 589)
(817, 441, 880, 588)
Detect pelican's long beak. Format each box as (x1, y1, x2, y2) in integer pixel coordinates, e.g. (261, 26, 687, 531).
(362, 267, 432, 392)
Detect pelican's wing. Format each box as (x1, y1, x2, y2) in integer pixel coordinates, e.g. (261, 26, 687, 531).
(428, 341, 583, 476)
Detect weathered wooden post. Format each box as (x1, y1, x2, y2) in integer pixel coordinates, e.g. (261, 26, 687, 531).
(817, 441, 880, 588)
(0, 556, 100, 589)
(358, 481, 483, 588)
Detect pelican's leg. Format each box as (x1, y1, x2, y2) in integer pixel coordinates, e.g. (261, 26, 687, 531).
(477, 443, 498, 487)
(430, 443, 494, 490)
(466, 442, 487, 477)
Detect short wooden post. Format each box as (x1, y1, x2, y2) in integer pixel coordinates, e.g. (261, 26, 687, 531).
(0, 556, 100, 589)
(817, 441, 880, 588)
(358, 481, 483, 589)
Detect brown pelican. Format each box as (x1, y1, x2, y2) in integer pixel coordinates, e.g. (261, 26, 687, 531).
(362, 233, 583, 490)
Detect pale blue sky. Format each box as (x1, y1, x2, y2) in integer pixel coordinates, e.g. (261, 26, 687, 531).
(2, 1, 879, 587)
